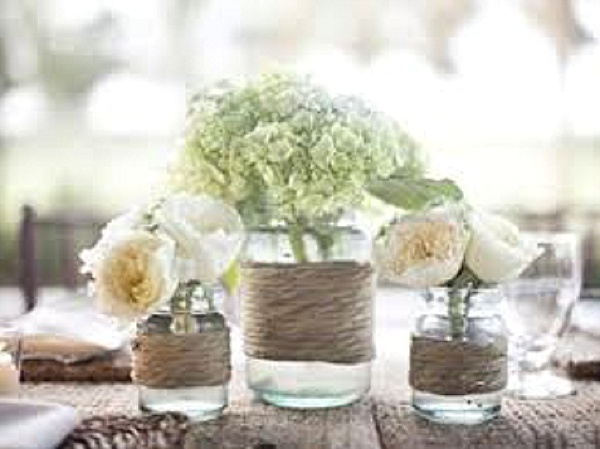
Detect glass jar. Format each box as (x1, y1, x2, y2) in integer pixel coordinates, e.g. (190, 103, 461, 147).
(134, 285, 230, 421)
(410, 288, 507, 425)
(0, 322, 21, 396)
(241, 224, 373, 409)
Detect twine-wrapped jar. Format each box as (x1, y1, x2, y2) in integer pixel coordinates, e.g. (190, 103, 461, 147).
(132, 284, 231, 421)
(410, 288, 508, 424)
(241, 224, 375, 409)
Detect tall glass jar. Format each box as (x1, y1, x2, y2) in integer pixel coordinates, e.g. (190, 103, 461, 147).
(241, 224, 374, 409)
(134, 284, 230, 421)
(410, 288, 507, 425)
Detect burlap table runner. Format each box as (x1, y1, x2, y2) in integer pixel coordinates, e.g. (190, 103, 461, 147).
(21, 383, 139, 417)
(375, 387, 600, 449)
(17, 296, 600, 449)
(20, 382, 600, 449)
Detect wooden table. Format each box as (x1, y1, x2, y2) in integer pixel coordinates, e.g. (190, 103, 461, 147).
(19, 290, 600, 449)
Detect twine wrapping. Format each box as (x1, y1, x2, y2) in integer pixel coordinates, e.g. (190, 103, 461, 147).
(131, 328, 231, 389)
(241, 261, 375, 365)
(409, 336, 508, 396)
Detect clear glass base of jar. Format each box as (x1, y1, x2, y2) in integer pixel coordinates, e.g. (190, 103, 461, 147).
(139, 385, 227, 421)
(247, 358, 371, 409)
(411, 389, 502, 425)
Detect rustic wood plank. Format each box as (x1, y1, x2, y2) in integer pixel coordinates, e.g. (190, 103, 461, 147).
(185, 399, 382, 449)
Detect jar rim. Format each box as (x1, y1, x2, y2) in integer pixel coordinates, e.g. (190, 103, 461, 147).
(424, 287, 504, 312)
(427, 286, 500, 294)
(247, 224, 362, 233)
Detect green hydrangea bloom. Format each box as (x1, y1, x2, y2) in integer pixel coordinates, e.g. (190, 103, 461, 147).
(172, 72, 422, 229)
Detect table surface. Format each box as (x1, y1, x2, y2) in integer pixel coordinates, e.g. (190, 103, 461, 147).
(16, 289, 600, 449)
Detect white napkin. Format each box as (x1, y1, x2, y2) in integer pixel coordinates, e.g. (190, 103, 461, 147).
(15, 292, 129, 363)
(572, 299, 600, 338)
(0, 399, 78, 449)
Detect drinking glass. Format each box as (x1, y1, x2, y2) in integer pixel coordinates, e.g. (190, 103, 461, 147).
(502, 232, 582, 399)
(0, 321, 22, 396)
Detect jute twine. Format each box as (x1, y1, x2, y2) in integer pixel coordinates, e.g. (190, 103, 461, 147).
(131, 328, 231, 389)
(409, 336, 508, 396)
(241, 261, 375, 365)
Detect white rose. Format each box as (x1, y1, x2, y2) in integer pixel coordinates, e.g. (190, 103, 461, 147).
(154, 193, 244, 283)
(82, 231, 178, 321)
(377, 206, 470, 288)
(465, 210, 541, 283)
(101, 207, 146, 238)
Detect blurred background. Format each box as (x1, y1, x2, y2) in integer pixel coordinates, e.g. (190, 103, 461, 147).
(0, 0, 600, 292)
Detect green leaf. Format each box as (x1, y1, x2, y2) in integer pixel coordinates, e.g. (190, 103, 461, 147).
(221, 261, 240, 294)
(367, 176, 464, 211)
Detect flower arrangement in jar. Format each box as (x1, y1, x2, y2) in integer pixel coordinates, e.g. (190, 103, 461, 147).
(170, 72, 423, 408)
(372, 177, 541, 424)
(81, 193, 244, 420)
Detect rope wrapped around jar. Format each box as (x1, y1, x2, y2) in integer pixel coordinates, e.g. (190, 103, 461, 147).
(132, 327, 231, 389)
(409, 336, 508, 396)
(241, 261, 375, 365)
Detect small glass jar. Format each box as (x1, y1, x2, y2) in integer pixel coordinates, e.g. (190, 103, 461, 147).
(242, 223, 373, 409)
(0, 322, 21, 396)
(134, 286, 230, 421)
(410, 288, 507, 425)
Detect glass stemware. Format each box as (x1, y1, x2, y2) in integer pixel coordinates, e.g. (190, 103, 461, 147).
(502, 232, 582, 399)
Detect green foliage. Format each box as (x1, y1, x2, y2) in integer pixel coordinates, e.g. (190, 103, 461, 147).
(367, 175, 464, 212)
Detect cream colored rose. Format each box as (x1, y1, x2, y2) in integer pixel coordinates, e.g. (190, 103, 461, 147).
(83, 231, 178, 320)
(154, 194, 244, 283)
(377, 207, 470, 287)
(465, 210, 541, 283)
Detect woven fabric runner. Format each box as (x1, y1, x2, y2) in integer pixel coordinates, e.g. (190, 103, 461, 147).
(60, 414, 189, 449)
(132, 328, 231, 389)
(21, 383, 140, 417)
(241, 261, 375, 364)
(20, 382, 600, 449)
(17, 297, 600, 449)
(375, 388, 600, 449)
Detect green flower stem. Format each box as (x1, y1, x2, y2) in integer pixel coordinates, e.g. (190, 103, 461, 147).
(170, 282, 199, 334)
(204, 287, 216, 313)
(314, 229, 335, 261)
(289, 224, 309, 263)
(449, 290, 467, 339)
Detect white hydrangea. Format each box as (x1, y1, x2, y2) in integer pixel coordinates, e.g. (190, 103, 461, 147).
(172, 72, 422, 226)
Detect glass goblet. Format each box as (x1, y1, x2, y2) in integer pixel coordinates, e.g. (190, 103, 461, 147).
(502, 232, 582, 399)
